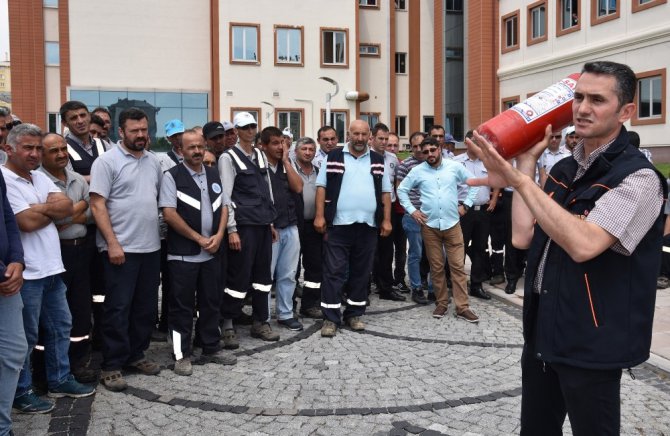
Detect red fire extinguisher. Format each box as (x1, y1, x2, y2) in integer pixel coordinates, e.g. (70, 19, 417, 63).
(478, 73, 581, 159)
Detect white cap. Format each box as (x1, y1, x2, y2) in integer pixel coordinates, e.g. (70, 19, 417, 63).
(564, 125, 576, 135)
(233, 112, 257, 128)
(282, 127, 293, 139)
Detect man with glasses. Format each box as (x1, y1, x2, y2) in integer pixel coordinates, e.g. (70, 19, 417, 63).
(538, 131, 571, 188)
(218, 112, 279, 345)
(313, 126, 339, 169)
(398, 137, 480, 323)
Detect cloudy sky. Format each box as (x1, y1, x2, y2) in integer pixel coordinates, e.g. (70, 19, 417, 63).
(1, 0, 9, 61)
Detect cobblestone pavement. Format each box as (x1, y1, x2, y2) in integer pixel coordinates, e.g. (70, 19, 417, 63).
(11, 290, 670, 435)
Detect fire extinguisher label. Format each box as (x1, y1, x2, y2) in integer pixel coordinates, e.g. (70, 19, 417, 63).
(511, 77, 578, 124)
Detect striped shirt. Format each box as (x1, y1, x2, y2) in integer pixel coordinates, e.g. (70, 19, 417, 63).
(395, 156, 423, 210)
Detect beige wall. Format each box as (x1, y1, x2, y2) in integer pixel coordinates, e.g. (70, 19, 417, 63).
(419, 0, 435, 121)
(358, 1, 391, 126)
(68, 0, 211, 91)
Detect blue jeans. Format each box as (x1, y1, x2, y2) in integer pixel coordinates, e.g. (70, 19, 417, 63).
(16, 275, 72, 397)
(270, 226, 301, 320)
(0, 293, 27, 435)
(402, 214, 423, 290)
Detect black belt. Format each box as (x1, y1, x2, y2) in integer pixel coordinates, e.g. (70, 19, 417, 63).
(472, 204, 489, 211)
(60, 237, 87, 246)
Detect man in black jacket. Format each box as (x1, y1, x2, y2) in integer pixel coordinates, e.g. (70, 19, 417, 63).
(468, 61, 666, 435)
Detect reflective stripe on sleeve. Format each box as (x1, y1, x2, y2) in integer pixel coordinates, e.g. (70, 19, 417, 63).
(224, 288, 247, 299)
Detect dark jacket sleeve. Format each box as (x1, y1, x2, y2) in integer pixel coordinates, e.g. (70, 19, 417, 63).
(0, 172, 24, 266)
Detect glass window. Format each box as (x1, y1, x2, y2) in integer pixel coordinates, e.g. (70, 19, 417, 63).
(597, 0, 617, 16)
(445, 114, 463, 141)
(156, 92, 182, 108)
(359, 0, 377, 6)
(232, 25, 259, 62)
(446, 0, 463, 12)
(446, 47, 463, 60)
(560, 0, 579, 30)
(638, 76, 663, 119)
(423, 116, 435, 133)
(45, 42, 59, 66)
(100, 91, 128, 107)
(322, 30, 347, 66)
(277, 110, 302, 140)
(276, 28, 302, 64)
(70, 90, 100, 107)
(395, 52, 407, 74)
(502, 98, 519, 111)
(395, 0, 406, 10)
(43, 0, 58, 7)
(322, 111, 347, 143)
(128, 92, 155, 106)
(503, 13, 519, 50)
(182, 93, 208, 108)
(182, 108, 208, 130)
(530, 5, 547, 40)
(360, 44, 380, 57)
(360, 113, 379, 129)
(47, 113, 61, 134)
(395, 116, 407, 137)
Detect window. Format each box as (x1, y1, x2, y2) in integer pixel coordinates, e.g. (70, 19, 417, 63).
(47, 113, 61, 134)
(591, 0, 619, 25)
(633, 69, 666, 125)
(45, 42, 59, 66)
(527, 1, 548, 45)
(633, 0, 667, 13)
(446, 47, 463, 60)
(321, 110, 348, 143)
(557, 0, 580, 36)
(395, 52, 407, 74)
(360, 113, 380, 129)
(423, 116, 435, 133)
(276, 109, 304, 139)
(501, 10, 520, 53)
(43, 0, 58, 7)
(360, 44, 381, 57)
(321, 28, 348, 67)
(446, 0, 463, 12)
(395, 0, 406, 11)
(275, 26, 303, 66)
(230, 23, 260, 64)
(231, 108, 261, 129)
(445, 114, 464, 141)
(359, 0, 378, 8)
(501, 96, 520, 112)
(395, 116, 407, 138)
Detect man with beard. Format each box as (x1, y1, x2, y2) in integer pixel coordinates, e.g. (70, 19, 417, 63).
(313, 125, 339, 169)
(315, 120, 392, 337)
(60, 101, 106, 183)
(90, 107, 163, 391)
(160, 130, 234, 376)
(564, 125, 580, 152)
(398, 137, 479, 323)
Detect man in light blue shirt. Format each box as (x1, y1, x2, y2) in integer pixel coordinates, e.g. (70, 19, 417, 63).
(314, 120, 392, 337)
(398, 136, 480, 323)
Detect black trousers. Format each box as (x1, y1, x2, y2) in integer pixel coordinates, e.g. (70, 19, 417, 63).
(391, 208, 407, 284)
(101, 251, 160, 371)
(373, 232, 394, 294)
(169, 257, 222, 357)
(299, 220, 323, 311)
(60, 241, 92, 365)
(660, 234, 670, 276)
(87, 225, 105, 349)
(521, 347, 622, 435)
(221, 225, 272, 322)
(321, 224, 377, 325)
(460, 207, 491, 285)
(157, 239, 171, 332)
(501, 191, 527, 280)
(488, 194, 507, 277)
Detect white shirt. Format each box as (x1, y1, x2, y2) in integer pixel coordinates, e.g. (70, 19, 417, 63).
(1, 166, 65, 279)
(539, 148, 571, 175)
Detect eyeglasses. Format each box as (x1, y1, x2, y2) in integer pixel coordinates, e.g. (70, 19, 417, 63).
(421, 147, 439, 155)
(551, 135, 562, 139)
(237, 124, 257, 130)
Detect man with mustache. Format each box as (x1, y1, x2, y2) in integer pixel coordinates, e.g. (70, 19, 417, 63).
(90, 107, 163, 392)
(160, 130, 234, 376)
(314, 120, 392, 337)
(60, 101, 106, 183)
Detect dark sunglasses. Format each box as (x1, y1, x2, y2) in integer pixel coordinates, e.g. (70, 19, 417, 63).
(551, 135, 562, 139)
(421, 147, 439, 155)
(237, 124, 257, 130)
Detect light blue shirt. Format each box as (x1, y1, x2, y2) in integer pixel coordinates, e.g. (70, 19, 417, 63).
(397, 159, 478, 231)
(316, 144, 392, 227)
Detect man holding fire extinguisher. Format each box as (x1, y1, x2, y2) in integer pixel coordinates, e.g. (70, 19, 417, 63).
(468, 61, 666, 435)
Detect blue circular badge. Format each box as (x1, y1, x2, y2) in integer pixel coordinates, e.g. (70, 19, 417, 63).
(212, 183, 222, 194)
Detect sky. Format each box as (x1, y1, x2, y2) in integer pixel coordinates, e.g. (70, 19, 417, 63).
(0, 0, 9, 61)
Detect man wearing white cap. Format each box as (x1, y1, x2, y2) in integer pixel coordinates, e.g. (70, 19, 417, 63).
(564, 126, 580, 152)
(218, 112, 279, 344)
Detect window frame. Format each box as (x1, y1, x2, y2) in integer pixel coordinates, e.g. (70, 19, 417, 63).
(358, 0, 379, 9)
(527, 0, 548, 46)
(45, 41, 60, 66)
(320, 109, 350, 144)
(395, 115, 407, 138)
(230, 107, 262, 129)
(395, 0, 407, 11)
(43, 0, 58, 8)
(359, 43, 381, 58)
(320, 27, 349, 68)
(274, 25, 304, 67)
(556, 0, 581, 37)
(229, 23, 261, 65)
(501, 10, 520, 54)
(395, 52, 407, 74)
(445, 0, 464, 13)
(275, 108, 305, 138)
(590, 0, 620, 26)
(632, 68, 666, 126)
(360, 112, 381, 129)
(632, 0, 667, 13)
(501, 96, 520, 113)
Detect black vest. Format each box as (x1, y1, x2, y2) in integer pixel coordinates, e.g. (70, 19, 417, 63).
(268, 160, 298, 229)
(227, 147, 277, 226)
(66, 136, 105, 176)
(166, 164, 224, 256)
(323, 147, 384, 227)
(524, 127, 667, 370)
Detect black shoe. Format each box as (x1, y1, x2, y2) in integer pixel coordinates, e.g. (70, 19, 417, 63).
(427, 292, 436, 302)
(277, 317, 304, 331)
(489, 274, 505, 285)
(505, 279, 518, 295)
(71, 366, 99, 384)
(393, 281, 410, 293)
(379, 289, 407, 301)
(469, 284, 491, 300)
(411, 290, 428, 305)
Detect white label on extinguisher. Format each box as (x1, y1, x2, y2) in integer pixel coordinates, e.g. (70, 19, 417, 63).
(511, 77, 578, 124)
